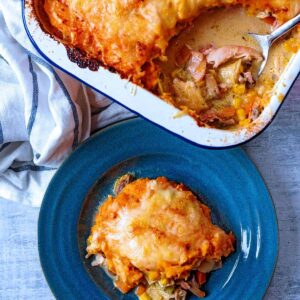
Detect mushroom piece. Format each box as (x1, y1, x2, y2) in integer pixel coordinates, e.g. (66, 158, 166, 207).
(186, 51, 207, 82)
(113, 174, 135, 195)
(180, 280, 205, 298)
(205, 73, 220, 99)
(238, 71, 256, 87)
(175, 44, 192, 67)
(173, 78, 209, 112)
(174, 288, 187, 300)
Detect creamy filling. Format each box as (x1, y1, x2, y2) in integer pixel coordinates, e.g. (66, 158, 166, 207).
(158, 7, 299, 128)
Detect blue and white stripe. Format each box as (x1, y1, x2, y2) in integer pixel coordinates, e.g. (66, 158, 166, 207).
(0, 121, 3, 145)
(9, 165, 56, 172)
(27, 52, 80, 149)
(27, 55, 39, 136)
(0, 0, 130, 205)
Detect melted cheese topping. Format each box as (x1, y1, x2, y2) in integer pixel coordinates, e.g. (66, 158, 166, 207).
(87, 177, 235, 292)
(44, 0, 299, 83)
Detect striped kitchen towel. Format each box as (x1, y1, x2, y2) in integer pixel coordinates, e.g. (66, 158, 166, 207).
(0, 0, 134, 206)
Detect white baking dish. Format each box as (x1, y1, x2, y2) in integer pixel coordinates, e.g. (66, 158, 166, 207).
(22, 1, 300, 148)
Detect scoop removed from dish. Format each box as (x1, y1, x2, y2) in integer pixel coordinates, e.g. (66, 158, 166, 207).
(86, 175, 235, 299)
(37, 1, 300, 129)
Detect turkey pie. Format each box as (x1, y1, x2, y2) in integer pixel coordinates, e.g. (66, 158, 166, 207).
(86, 176, 235, 299)
(42, 0, 300, 128)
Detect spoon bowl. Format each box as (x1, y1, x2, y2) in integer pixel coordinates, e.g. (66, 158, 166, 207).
(249, 14, 300, 77)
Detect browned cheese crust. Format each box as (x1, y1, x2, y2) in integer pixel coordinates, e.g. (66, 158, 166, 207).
(44, 0, 299, 86)
(86, 177, 235, 292)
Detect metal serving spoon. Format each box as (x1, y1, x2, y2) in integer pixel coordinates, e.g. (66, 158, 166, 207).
(249, 14, 300, 77)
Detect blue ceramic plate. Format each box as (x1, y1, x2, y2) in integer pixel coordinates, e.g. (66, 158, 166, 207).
(38, 117, 278, 300)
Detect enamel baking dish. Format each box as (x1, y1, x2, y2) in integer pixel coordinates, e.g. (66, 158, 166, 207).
(22, 1, 300, 148)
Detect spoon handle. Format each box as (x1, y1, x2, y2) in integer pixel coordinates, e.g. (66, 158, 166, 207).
(269, 14, 300, 44)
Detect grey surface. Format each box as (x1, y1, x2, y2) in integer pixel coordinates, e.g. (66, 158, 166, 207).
(0, 79, 299, 300)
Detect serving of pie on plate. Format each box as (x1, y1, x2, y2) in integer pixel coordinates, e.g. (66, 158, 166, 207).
(37, 118, 279, 299)
(86, 175, 235, 299)
(33, 0, 299, 129)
